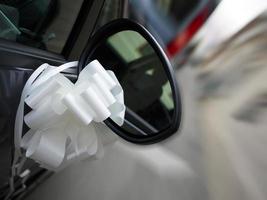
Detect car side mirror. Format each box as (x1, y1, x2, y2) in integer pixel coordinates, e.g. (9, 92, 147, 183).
(78, 19, 181, 144)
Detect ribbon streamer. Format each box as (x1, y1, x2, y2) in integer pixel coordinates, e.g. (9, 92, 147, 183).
(15, 60, 125, 170)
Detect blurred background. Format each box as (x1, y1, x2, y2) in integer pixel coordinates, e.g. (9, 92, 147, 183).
(1, 0, 267, 199)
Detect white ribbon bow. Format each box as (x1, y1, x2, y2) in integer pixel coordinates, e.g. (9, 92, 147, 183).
(14, 60, 125, 170)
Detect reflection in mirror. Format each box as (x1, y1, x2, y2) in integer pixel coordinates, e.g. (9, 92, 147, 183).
(90, 31, 174, 136)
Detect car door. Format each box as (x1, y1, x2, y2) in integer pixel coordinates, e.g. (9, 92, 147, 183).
(14, 1, 207, 200)
(1, 0, 207, 200)
(0, 0, 108, 198)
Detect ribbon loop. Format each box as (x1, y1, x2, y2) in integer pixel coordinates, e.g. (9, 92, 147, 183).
(15, 60, 125, 170)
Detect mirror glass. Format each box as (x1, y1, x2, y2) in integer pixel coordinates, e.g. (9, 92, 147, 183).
(90, 31, 175, 136)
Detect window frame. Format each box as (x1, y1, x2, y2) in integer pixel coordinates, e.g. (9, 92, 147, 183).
(0, 0, 107, 62)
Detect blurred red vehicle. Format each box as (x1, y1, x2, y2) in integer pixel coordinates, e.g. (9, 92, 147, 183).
(127, 0, 218, 65)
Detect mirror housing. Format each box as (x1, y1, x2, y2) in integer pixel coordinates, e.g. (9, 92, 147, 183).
(78, 19, 181, 144)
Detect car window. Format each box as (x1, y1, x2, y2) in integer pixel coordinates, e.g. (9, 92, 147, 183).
(0, 0, 83, 53)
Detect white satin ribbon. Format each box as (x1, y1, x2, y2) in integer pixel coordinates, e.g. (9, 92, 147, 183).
(14, 60, 125, 170)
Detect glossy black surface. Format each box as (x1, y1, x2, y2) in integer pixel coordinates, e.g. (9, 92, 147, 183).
(79, 19, 182, 144)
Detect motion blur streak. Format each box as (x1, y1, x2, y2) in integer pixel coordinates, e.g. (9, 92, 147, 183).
(193, 0, 267, 60)
(189, 3, 267, 199)
(116, 142, 195, 177)
(167, 4, 209, 57)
